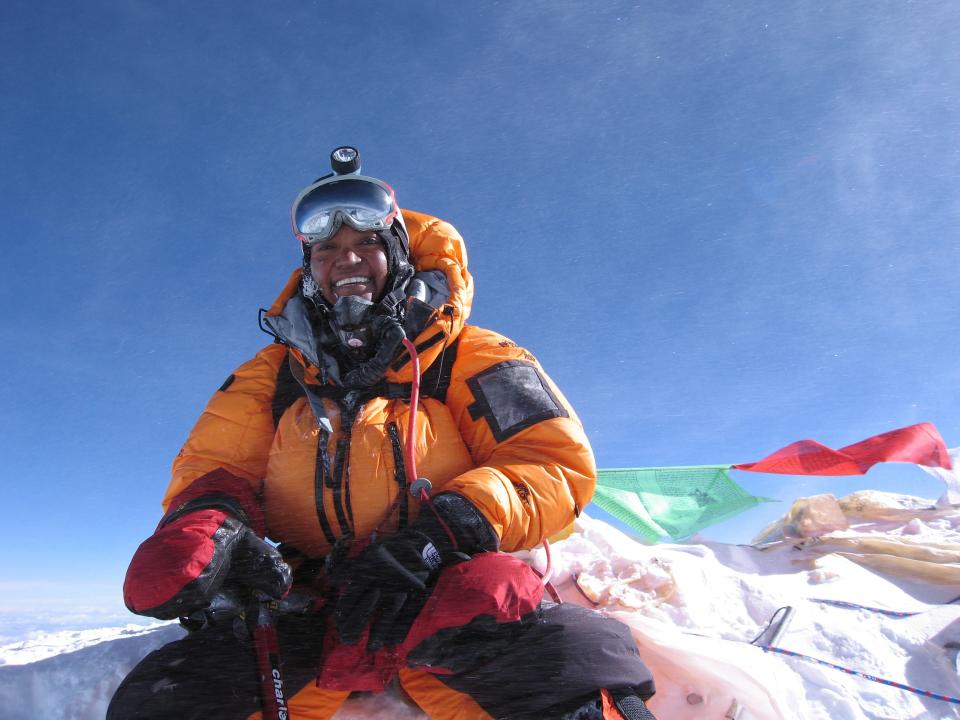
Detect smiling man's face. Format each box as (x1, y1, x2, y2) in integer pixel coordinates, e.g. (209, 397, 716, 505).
(308, 224, 390, 305)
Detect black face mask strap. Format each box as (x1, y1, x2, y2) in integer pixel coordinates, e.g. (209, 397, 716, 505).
(379, 264, 415, 315)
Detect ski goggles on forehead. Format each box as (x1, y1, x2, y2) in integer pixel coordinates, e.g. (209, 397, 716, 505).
(291, 175, 400, 246)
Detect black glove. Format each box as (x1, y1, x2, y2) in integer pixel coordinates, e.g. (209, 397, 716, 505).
(225, 522, 293, 600)
(333, 493, 498, 650)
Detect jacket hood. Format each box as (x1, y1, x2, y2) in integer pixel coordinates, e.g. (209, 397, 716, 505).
(263, 209, 474, 384)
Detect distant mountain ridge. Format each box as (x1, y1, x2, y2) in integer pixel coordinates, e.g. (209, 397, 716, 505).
(0, 624, 184, 720)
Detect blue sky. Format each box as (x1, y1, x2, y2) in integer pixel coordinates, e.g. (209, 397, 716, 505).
(2, 1, 959, 626)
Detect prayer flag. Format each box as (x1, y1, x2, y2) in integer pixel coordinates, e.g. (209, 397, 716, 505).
(733, 422, 951, 476)
(592, 466, 775, 542)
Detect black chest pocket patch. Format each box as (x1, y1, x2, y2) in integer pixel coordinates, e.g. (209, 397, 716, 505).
(466, 360, 569, 443)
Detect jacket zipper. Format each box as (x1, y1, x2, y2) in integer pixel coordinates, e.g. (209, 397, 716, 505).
(387, 421, 409, 530)
(314, 428, 337, 546)
(330, 435, 352, 536)
(328, 398, 364, 538)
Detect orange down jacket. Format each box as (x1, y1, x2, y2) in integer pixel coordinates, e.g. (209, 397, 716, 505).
(162, 210, 596, 556)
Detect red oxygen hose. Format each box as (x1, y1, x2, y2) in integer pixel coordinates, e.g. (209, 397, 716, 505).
(541, 539, 554, 585)
(399, 337, 457, 549)
(399, 337, 553, 586)
(400, 338, 421, 483)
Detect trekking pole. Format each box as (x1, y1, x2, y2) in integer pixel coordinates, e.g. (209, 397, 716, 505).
(253, 593, 289, 720)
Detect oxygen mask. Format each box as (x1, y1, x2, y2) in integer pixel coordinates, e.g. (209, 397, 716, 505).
(331, 295, 377, 353)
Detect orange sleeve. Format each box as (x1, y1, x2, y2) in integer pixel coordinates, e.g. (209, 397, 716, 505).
(161, 344, 287, 511)
(441, 326, 597, 552)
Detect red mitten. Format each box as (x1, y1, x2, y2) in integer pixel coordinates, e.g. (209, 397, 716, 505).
(123, 510, 290, 619)
(122, 470, 287, 619)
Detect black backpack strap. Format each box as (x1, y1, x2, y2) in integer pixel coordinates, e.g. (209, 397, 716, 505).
(418, 337, 459, 403)
(272, 355, 304, 429)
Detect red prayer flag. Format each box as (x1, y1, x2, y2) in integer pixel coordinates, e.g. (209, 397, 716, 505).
(733, 422, 952, 476)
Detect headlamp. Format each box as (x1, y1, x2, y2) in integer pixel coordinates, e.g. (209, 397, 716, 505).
(330, 146, 361, 175)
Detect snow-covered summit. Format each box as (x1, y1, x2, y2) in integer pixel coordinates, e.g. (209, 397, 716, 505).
(3, 491, 960, 719)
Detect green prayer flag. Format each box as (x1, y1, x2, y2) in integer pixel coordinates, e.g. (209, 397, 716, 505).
(590, 466, 777, 542)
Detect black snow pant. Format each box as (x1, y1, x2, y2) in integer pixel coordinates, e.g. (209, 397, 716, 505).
(107, 602, 655, 719)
